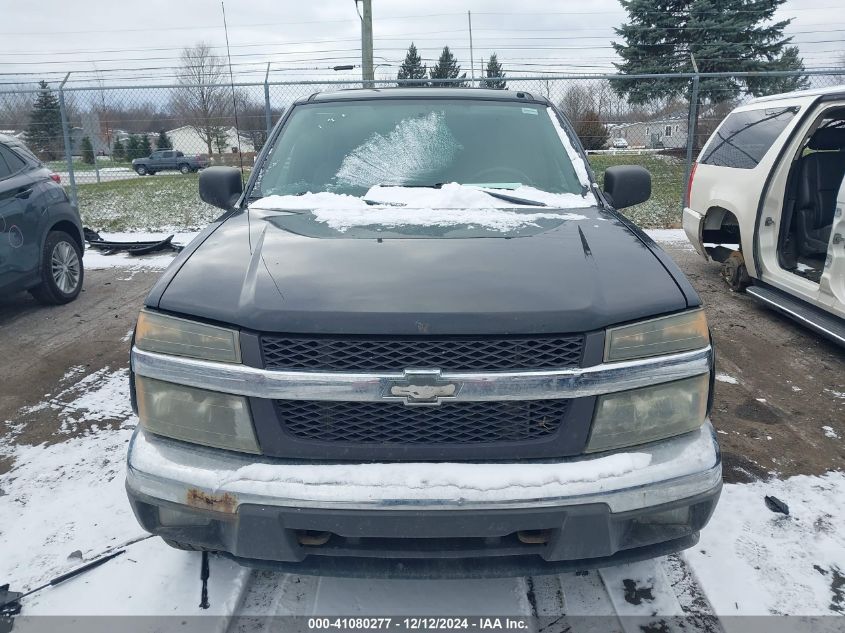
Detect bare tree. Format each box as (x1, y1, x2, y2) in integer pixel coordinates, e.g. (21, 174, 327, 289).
(171, 42, 231, 155)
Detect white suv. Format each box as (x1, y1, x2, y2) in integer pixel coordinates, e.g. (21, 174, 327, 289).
(683, 85, 845, 345)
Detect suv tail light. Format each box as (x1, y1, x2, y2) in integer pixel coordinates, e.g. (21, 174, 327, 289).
(49, 173, 61, 183)
(684, 161, 697, 207)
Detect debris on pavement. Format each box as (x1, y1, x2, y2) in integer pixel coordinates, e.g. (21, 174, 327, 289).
(85, 230, 183, 256)
(764, 495, 790, 515)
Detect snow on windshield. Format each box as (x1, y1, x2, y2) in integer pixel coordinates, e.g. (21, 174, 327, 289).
(546, 107, 591, 187)
(249, 183, 590, 232)
(334, 111, 462, 188)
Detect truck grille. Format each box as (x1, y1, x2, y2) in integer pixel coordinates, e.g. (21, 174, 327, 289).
(260, 335, 584, 372)
(275, 399, 570, 444)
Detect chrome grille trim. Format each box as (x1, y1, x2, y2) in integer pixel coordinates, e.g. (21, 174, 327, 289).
(131, 345, 712, 402)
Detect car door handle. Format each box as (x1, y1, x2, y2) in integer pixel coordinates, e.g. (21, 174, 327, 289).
(14, 188, 34, 200)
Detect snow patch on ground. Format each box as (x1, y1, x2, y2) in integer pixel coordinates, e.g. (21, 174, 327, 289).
(716, 373, 739, 385)
(822, 426, 839, 439)
(645, 228, 691, 246)
(684, 471, 845, 615)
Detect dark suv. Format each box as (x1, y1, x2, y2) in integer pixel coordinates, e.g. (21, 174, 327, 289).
(0, 134, 84, 304)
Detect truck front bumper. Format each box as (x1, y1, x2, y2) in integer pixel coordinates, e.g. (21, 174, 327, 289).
(126, 423, 722, 577)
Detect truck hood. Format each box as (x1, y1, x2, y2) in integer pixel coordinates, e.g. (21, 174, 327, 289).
(153, 207, 692, 335)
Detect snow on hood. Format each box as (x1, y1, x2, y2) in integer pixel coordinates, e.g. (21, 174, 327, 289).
(249, 183, 591, 232)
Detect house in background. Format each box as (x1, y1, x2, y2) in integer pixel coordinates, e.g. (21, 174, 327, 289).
(608, 112, 688, 149)
(166, 126, 255, 156)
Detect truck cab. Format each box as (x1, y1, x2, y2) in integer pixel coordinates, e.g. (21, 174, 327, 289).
(683, 85, 845, 345)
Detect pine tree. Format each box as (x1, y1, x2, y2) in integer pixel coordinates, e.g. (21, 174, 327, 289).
(429, 46, 466, 87)
(575, 110, 609, 150)
(80, 136, 95, 165)
(112, 138, 125, 162)
(483, 54, 506, 89)
(156, 129, 173, 150)
(26, 80, 63, 161)
(140, 134, 152, 157)
(397, 43, 427, 86)
(613, 0, 806, 104)
(126, 134, 140, 161)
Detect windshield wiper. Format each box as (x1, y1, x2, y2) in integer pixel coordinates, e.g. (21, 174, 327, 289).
(475, 189, 547, 207)
(374, 183, 547, 207)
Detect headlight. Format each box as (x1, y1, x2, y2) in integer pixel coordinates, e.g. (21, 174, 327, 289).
(135, 309, 241, 363)
(585, 373, 709, 453)
(604, 309, 709, 362)
(135, 375, 259, 453)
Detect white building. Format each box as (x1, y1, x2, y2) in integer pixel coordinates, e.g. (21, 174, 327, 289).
(608, 113, 688, 150)
(166, 126, 255, 156)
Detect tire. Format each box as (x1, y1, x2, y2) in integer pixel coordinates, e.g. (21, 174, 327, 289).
(162, 537, 209, 551)
(135, 165, 147, 176)
(179, 163, 190, 174)
(30, 230, 84, 305)
(721, 250, 751, 292)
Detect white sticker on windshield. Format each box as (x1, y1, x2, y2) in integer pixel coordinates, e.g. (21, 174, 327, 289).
(522, 107, 538, 115)
(334, 111, 462, 188)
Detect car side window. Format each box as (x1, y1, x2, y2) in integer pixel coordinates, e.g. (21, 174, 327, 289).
(0, 145, 27, 177)
(700, 106, 799, 169)
(0, 151, 11, 180)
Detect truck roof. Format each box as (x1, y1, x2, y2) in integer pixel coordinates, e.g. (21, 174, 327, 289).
(302, 87, 547, 104)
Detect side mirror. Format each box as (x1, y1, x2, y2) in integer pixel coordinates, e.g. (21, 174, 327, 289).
(602, 165, 651, 209)
(199, 166, 243, 210)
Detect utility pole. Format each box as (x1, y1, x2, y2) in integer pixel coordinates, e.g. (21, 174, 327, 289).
(468, 10, 475, 81)
(356, 0, 374, 87)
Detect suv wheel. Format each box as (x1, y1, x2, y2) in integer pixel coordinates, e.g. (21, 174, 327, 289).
(135, 165, 147, 176)
(30, 230, 84, 305)
(179, 163, 190, 174)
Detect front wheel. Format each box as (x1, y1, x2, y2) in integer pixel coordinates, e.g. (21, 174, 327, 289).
(179, 163, 190, 174)
(30, 230, 84, 305)
(135, 165, 147, 176)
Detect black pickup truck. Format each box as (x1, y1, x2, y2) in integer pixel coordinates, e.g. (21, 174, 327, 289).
(132, 149, 208, 175)
(126, 88, 721, 577)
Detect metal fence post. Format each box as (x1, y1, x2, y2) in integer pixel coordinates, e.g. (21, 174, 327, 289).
(681, 73, 700, 211)
(264, 63, 272, 136)
(58, 73, 78, 208)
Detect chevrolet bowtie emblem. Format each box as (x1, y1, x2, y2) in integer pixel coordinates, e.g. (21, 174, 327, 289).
(383, 370, 460, 406)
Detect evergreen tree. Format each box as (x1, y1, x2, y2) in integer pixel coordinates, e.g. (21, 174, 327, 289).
(126, 134, 141, 161)
(140, 134, 152, 157)
(112, 138, 125, 162)
(80, 136, 95, 165)
(156, 129, 173, 150)
(429, 46, 466, 87)
(26, 80, 63, 160)
(397, 43, 427, 86)
(613, 0, 806, 105)
(483, 53, 506, 89)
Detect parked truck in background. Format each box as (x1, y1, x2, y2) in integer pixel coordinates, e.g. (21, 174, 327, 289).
(132, 150, 208, 176)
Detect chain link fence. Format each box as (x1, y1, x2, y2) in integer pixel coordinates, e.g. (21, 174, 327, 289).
(1, 71, 842, 231)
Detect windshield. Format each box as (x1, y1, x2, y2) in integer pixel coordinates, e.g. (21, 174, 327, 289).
(253, 99, 589, 199)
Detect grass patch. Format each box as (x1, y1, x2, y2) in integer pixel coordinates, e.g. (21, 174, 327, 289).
(46, 159, 127, 173)
(587, 153, 686, 228)
(77, 174, 219, 231)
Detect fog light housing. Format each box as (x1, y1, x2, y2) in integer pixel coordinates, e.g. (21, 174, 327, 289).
(135, 375, 260, 453)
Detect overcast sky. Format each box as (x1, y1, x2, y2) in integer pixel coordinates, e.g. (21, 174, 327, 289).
(0, 0, 842, 87)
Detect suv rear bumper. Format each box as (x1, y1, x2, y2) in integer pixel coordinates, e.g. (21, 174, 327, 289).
(126, 423, 721, 576)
